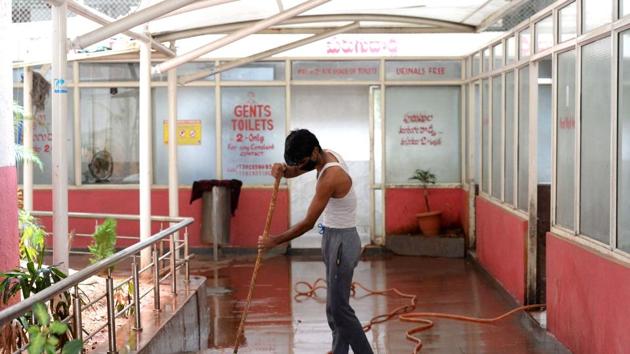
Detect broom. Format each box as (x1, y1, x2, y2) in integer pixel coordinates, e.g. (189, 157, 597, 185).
(233, 176, 281, 353)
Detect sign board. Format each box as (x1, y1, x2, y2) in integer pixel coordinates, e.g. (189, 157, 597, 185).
(163, 120, 202, 145)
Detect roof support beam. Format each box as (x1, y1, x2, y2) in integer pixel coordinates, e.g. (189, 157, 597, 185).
(159, 0, 237, 19)
(153, 14, 474, 42)
(71, 0, 209, 50)
(153, 0, 331, 74)
(62, 0, 175, 57)
(178, 21, 359, 84)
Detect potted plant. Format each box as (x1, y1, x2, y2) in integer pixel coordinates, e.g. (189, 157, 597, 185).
(409, 169, 441, 236)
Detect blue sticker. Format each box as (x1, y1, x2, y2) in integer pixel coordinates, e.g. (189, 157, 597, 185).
(53, 79, 68, 94)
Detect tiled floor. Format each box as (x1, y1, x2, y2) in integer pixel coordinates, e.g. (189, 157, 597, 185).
(191, 254, 571, 354)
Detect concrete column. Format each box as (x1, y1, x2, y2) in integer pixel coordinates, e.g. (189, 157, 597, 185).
(0, 1, 19, 275)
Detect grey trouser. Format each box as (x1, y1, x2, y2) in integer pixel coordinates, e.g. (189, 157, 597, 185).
(321, 226, 373, 354)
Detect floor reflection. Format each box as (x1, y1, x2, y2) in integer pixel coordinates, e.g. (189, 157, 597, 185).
(191, 254, 570, 354)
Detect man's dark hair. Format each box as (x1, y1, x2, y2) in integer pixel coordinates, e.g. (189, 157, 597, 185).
(284, 129, 321, 165)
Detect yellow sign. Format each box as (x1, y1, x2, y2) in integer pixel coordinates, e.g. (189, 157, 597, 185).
(163, 120, 202, 145)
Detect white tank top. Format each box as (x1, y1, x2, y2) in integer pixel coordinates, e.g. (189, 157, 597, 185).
(317, 150, 357, 228)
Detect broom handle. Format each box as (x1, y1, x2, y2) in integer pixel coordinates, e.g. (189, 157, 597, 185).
(233, 176, 281, 353)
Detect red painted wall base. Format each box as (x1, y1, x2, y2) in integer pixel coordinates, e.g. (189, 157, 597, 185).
(475, 197, 527, 303)
(0, 166, 18, 274)
(385, 188, 466, 235)
(547, 233, 630, 354)
(32, 188, 289, 249)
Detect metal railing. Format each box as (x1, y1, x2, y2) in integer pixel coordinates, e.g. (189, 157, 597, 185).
(0, 211, 194, 354)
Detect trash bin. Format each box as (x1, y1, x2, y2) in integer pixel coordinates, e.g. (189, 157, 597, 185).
(190, 179, 243, 245)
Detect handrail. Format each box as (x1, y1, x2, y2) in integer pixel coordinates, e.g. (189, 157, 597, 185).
(31, 210, 188, 223)
(0, 215, 193, 327)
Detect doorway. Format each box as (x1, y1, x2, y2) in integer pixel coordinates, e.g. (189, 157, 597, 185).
(289, 85, 371, 248)
(528, 56, 552, 304)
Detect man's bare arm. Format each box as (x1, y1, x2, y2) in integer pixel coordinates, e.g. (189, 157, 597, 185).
(261, 174, 334, 248)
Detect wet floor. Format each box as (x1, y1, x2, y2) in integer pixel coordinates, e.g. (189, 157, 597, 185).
(190, 254, 571, 354)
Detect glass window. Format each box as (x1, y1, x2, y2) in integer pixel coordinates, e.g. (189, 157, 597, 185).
(464, 85, 469, 181)
(493, 43, 504, 70)
(15, 87, 75, 185)
(538, 61, 552, 185)
(492, 75, 503, 199)
(475, 84, 481, 184)
(13, 68, 24, 83)
(292, 61, 379, 81)
(518, 66, 529, 211)
(152, 62, 215, 81)
(81, 88, 138, 184)
(582, 0, 612, 33)
(373, 88, 383, 184)
(79, 63, 139, 82)
(385, 86, 461, 183)
(556, 50, 576, 229)
(13, 87, 23, 105)
(581, 37, 611, 244)
(222, 61, 285, 81)
(221, 87, 286, 184)
(519, 28, 531, 59)
(618, 31, 630, 251)
(290, 86, 371, 244)
(505, 71, 515, 205)
(506, 36, 516, 65)
(483, 48, 490, 72)
(385, 60, 461, 81)
(17, 65, 73, 84)
(466, 58, 471, 79)
(152, 87, 216, 185)
(559, 2, 577, 42)
(624, 0, 630, 17)
(473, 52, 481, 77)
(535, 16, 553, 52)
(482, 79, 490, 193)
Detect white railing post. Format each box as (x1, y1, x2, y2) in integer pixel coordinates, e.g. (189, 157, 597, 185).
(139, 30, 153, 269)
(51, 0, 69, 273)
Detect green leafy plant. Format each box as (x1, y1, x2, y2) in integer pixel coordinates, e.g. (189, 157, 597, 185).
(18, 210, 47, 266)
(13, 102, 43, 170)
(114, 281, 135, 318)
(26, 303, 82, 354)
(88, 218, 117, 264)
(87, 218, 134, 316)
(409, 169, 437, 212)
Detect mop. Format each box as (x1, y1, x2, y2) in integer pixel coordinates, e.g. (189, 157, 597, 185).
(232, 176, 281, 354)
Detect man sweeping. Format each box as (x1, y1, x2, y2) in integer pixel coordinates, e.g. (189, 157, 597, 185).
(258, 129, 374, 354)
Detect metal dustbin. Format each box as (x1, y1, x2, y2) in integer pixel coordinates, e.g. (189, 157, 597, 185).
(190, 179, 243, 247)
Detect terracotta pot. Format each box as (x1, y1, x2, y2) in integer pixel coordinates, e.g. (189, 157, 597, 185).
(416, 211, 442, 236)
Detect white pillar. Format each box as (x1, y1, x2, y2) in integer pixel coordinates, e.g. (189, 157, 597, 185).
(51, 1, 69, 272)
(23, 67, 33, 212)
(167, 48, 179, 258)
(139, 34, 152, 268)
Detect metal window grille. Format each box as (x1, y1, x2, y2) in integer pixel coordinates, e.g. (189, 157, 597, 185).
(484, 0, 556, 32)
(12, 0, 141, 23)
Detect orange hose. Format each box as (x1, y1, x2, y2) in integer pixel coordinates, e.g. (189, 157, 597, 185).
(294, 279, 545, 353)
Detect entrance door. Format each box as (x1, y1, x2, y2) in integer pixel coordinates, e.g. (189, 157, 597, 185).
(289, 86, 371, 248)
(527, 57, 552, 304)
